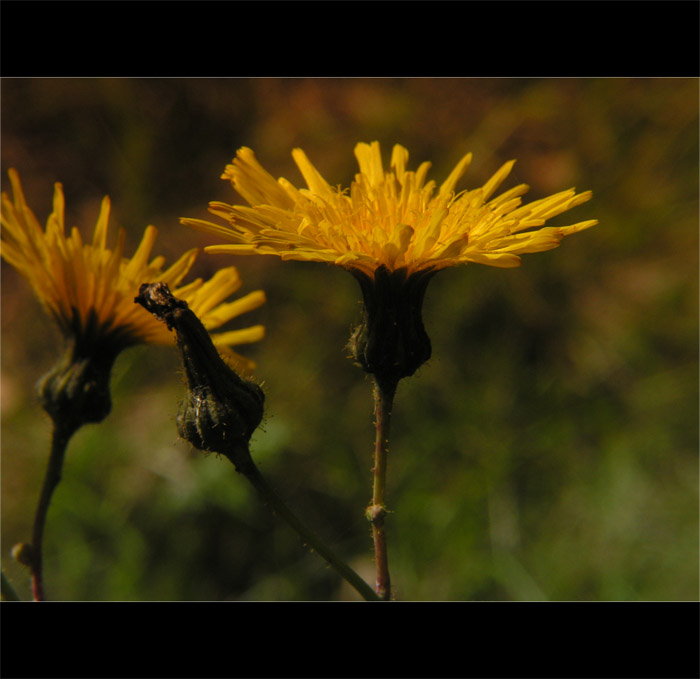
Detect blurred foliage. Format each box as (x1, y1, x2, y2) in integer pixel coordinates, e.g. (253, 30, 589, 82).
(1, 78, 697, 601)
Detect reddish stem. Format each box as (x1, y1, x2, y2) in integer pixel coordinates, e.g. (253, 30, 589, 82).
(367, 376, 397, 601)
(30, 422, 75, 601)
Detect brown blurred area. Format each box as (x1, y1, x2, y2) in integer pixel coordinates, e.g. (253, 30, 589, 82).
(1, 78, 698, 601)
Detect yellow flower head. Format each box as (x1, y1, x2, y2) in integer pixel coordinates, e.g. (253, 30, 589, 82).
(182, 141, 597, 277)
(1, 169, 265, 372)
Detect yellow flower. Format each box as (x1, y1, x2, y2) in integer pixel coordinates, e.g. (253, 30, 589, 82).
(182, 141, 597, 277)
(1, 169, 265, 372)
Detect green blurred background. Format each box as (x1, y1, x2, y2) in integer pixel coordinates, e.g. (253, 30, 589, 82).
(1, 78, 697, 601)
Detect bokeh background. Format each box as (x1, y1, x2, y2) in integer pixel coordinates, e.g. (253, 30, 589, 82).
(1, 78, 697, 601)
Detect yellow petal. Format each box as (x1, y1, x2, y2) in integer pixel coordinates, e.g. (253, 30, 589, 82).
(292, 148, 336, 201)
(211, 324, 266, 346)
(481, 160, 516, 201)
(354, 141, 384, 185)
(439, 153, 473, 197)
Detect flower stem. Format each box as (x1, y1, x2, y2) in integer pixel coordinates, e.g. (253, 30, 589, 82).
(236, 454, 380, 601)
(1, 570, 21, 601)
(29, 421, 76, 601)
(367, 375, 398, 601)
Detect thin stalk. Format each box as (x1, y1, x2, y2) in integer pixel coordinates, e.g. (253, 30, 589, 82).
(238, 457, 380, 601)
(29, 421, 75, 601)
(367, 375, 398, 601)
(1, 570, 21, 601)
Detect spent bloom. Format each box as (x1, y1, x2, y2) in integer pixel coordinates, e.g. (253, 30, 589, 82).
(136, 282, 265, 469)
(182, 141, 597, 277)
(1, 169, 265, 371)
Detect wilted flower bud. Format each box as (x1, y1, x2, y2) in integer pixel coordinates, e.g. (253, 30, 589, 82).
(135, 282, 264, 471)
(349, 266, 436, 385)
